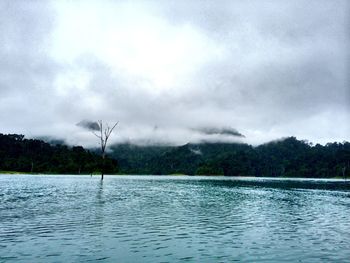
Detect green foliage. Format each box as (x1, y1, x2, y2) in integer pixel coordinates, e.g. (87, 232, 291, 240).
(1, 134, 349, 178)
(109, 137, 350, 178)
(0, 134, 118, 174)
(196, 164, 224, 175)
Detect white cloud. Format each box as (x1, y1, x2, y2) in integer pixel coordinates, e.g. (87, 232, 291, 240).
(51, 1, 223, 93)
(0, 0, 349, 146)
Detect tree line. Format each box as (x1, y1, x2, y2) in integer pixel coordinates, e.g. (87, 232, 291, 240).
(1, 133, 349, 178)
(0, 134, 118, 174)
(110, 137, 350, 178)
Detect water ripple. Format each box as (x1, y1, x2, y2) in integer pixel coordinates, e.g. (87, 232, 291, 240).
(0, 175, 350, 262)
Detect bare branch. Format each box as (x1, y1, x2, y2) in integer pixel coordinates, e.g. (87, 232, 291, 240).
(110, 122, 119, 133)
(92, 131, 102, 139)
(104, 128, 109, 140)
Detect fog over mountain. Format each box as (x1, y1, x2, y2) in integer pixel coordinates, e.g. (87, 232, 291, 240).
(1, 0, 349, 146)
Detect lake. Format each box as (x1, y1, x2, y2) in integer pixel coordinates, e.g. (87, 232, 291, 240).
(1, 175, 349, 262)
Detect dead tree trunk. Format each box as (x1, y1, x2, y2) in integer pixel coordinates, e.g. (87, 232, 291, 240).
(101, 152, 105, 180)
(92, 120, 118, 180)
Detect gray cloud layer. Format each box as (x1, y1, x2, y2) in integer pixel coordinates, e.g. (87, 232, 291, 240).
(0, 0, 349, 146)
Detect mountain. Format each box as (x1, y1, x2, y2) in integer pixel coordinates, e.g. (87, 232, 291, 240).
(109, 137, 350, 178)
(1, 133, 349, 178)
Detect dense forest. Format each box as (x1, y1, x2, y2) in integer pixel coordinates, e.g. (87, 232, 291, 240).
(0, 134, 117, 174)
(0, 133, 349, 178)
(110, 137, 350, 178)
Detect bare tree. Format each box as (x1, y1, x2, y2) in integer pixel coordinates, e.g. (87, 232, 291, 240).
(92, 120, 119, 180)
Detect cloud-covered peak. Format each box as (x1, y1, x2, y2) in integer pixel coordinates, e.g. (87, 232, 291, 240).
(195, 127, 245, 138)
(76, 120, 100, 131)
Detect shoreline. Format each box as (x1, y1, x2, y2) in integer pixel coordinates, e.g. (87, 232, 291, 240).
(0, 172, 347, 180)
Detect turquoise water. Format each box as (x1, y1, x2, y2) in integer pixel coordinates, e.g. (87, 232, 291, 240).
(1, 175, 349, 262)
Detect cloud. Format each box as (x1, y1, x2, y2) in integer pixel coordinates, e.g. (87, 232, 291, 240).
(195, 127, 245, 138)
(76, 120, 100, 131)
(0, 0, 349, 146)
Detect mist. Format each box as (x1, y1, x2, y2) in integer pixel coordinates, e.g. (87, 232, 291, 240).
(1, 0, 349, 146)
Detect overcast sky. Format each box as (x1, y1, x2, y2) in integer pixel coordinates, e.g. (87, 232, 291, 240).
(0, 0, 349, 146)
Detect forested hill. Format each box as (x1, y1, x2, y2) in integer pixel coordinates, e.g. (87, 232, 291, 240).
(1, 133, 349, 178)
(109, 137, 350, 178)
(0, 134, 117, 174)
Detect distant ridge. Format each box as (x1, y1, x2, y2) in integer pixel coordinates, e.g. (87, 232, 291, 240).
(108, 137, 350, 178)
(1, 133, 349, 178)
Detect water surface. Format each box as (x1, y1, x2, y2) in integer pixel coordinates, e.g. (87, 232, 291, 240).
(1, 175, 349, 262)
